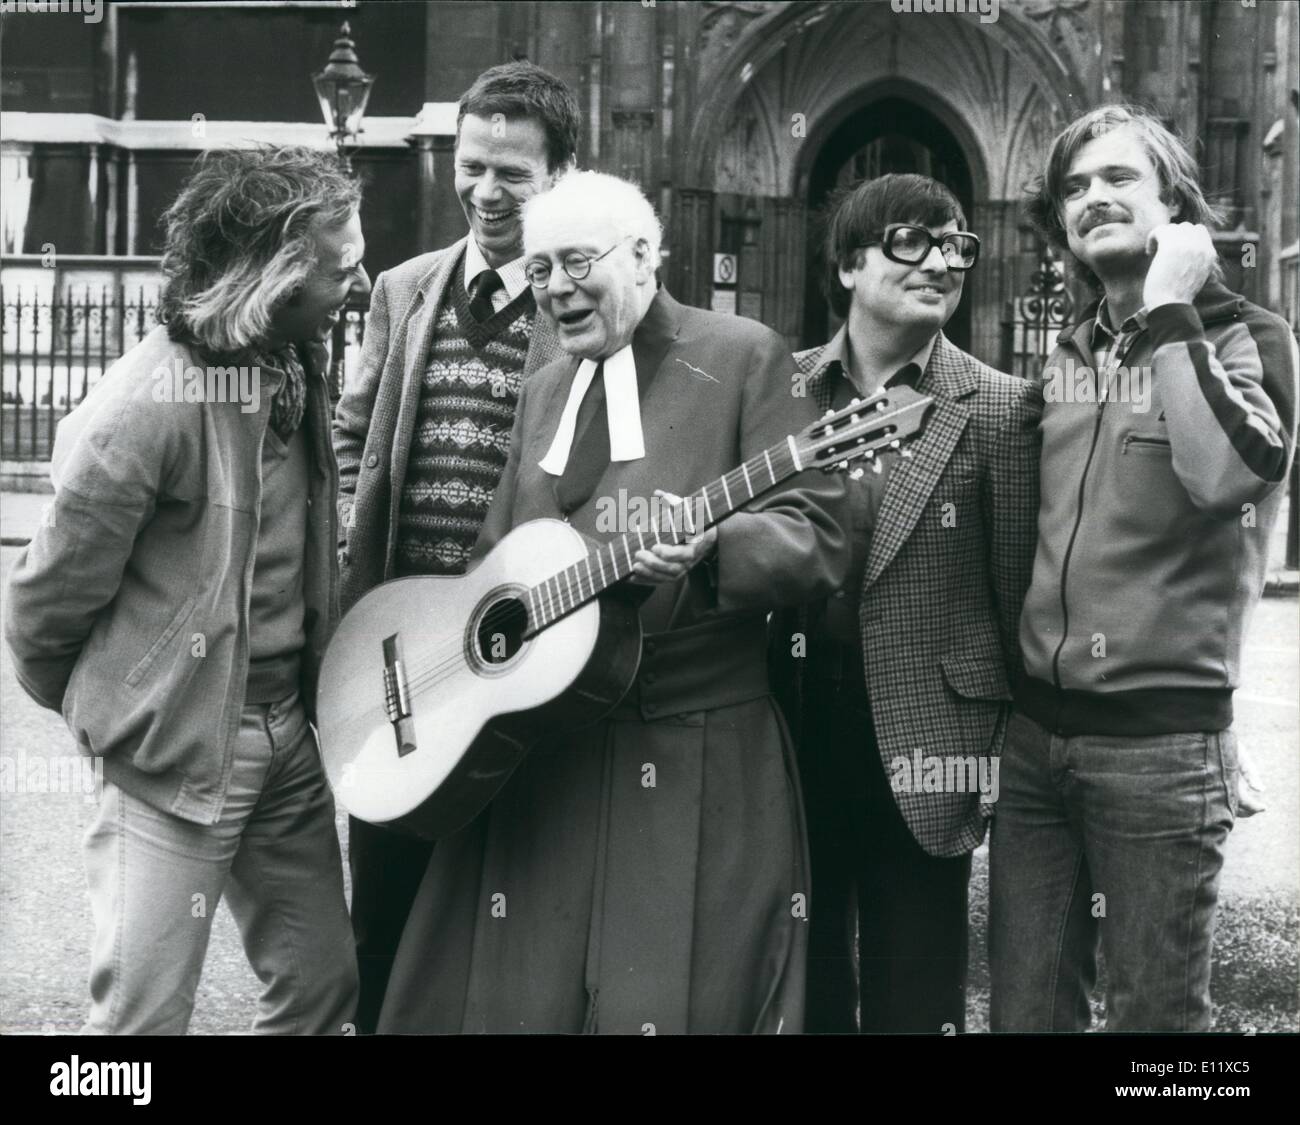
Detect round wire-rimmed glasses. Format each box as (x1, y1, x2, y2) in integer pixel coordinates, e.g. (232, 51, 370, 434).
(525, 235, 636, 288)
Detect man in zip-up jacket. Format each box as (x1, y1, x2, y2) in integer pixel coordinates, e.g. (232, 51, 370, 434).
(5, 148, 366, 1034)
(989, 106, 1298, 1031)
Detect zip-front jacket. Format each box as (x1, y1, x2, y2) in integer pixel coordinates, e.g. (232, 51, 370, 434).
(4, 326, 340, 824)
(1018, 281, 1298, 735)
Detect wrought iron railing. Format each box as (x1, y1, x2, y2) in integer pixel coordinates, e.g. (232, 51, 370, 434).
(0, 286, 160, 462)
(1001, 250, 1075, 383)
(1, 282, 368, 462)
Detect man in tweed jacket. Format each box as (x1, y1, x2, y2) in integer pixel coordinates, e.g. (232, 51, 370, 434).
(332, 62, 575, 1032)
(771, 174, 1040, 1033)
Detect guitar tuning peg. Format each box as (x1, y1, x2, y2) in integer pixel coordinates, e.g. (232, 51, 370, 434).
(849, 396, 861, 405)
(900, 449, 914, 460)
(871, 458, 884, 474)
(889, 439, 901, 449)
(849, 466, 865, 481)
(823, 409, 835, 419)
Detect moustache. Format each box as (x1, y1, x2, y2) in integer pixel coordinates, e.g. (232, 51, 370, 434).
(1079, 209, 1129, 235)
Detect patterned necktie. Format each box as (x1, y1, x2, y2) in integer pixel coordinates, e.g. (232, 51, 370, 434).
(468, 269, 503, 323)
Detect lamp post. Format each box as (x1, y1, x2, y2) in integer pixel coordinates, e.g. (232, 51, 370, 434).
(313, 22, 373, 395)
(313, 21, 374, 171)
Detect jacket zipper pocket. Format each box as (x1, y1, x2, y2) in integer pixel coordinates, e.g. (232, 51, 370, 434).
(1122, 434, 1171, 453)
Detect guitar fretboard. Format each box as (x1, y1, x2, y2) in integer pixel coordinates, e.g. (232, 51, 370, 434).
(524, 437, 802, 634)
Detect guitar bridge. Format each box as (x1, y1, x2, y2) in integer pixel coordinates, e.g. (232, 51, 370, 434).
(382, 634, 418, 758)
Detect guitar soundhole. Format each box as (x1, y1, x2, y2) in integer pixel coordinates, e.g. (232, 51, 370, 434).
(474, 596, 529, 667)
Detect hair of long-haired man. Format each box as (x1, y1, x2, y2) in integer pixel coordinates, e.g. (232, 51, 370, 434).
(157, 146, 362, 354)
(1024, 105, 1225, 291)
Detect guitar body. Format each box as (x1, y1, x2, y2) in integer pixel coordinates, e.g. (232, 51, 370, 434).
(317, 519, 643, 840)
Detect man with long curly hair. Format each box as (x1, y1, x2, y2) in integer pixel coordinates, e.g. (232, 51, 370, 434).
(5, 145, 368, 1034)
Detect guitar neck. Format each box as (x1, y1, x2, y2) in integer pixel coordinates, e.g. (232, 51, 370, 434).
(524, 435, 803, 634)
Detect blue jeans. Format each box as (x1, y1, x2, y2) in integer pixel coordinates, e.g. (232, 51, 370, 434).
(82, 693, 358, 1034)
(988, 710, 1239, 1031)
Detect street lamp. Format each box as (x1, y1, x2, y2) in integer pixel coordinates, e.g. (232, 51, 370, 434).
(313, 21, 374, 171)
(312, 21, 373, 396)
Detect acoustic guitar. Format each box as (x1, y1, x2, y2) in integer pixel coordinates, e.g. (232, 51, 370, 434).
(318, 385, 933, 839)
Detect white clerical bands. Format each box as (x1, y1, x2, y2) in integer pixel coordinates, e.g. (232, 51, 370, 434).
(538, 345, 646, 475)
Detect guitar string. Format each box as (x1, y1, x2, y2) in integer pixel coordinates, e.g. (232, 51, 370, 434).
(351, 439, 894, 706)
(393, 506, 702, 697)
(374, 459, 763, 700)
(376, 446, 823, 698)
(344, 413, 904, 711)
(385, 441, 808, 696)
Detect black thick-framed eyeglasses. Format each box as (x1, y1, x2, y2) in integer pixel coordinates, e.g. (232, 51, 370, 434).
(525, 236, 635, 288)
(861, 224, 981, 271)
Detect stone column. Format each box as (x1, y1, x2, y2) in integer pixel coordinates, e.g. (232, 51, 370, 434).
(671, 188, 715, 309)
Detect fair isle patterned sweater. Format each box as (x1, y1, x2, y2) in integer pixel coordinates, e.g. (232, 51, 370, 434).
(394, 269, 535, 575)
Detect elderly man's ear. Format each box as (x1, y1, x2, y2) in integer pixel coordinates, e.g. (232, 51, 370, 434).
(633, 237, 656, 282)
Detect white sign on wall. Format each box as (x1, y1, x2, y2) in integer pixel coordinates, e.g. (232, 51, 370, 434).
(712, 253, 737, 285)
(710, 288, 737, 315)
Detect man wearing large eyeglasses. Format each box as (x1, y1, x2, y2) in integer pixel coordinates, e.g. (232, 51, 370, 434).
(771, 173, 1041, 1033)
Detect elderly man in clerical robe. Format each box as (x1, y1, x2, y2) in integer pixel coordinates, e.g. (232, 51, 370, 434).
(377, 171, 851, 1034)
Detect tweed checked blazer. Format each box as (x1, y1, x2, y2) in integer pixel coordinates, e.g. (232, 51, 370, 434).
(334, 236, 564, 613)
(773, 332, 1041, 856)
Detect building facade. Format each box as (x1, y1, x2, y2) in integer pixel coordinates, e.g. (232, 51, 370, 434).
(2, 0, 1297, 364)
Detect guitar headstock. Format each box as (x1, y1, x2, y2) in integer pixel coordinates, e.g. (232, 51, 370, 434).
(795, 385, 934, 474)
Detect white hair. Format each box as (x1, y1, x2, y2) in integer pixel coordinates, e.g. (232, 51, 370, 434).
(522, 170, 663, 267)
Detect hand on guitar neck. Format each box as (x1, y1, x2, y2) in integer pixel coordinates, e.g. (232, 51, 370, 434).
(630, 489, 719, 585)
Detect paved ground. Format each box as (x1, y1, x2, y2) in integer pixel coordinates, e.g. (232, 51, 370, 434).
(1, 493, 1296, 1033)
(0, 492, 51, 545)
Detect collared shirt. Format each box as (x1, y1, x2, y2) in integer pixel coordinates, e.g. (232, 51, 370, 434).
(806, 325, 933, 652)
(1089, 298, 1149, 399)
(817, 325, 935, 400)
(463, 238, 529, 314)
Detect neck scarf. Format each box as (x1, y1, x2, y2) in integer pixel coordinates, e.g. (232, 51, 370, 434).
(251, 345, 307, 440)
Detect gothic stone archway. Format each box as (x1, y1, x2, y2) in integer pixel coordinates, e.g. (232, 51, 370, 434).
(675, 0, 1088, 364)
